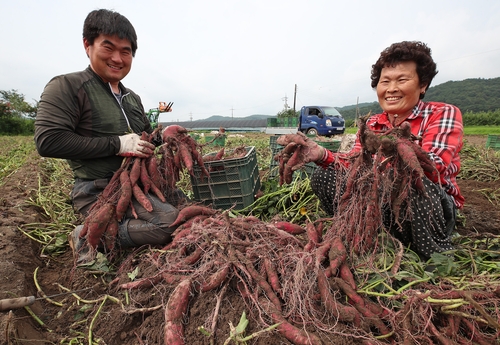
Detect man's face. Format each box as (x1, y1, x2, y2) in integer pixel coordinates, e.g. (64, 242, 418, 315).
(84, 34, 133, 86)
(376, 61, 427, 117)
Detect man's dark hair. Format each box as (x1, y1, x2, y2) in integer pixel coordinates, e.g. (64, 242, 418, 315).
(370, 41, 438, 99)
(83, 9, 138, 57)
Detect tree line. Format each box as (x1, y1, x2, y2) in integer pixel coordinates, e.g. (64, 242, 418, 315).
(0, 90, 37, 135)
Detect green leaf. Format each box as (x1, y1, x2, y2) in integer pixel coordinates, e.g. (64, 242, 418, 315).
(235, 311, 249, 334)
(127, 267, 140, 281)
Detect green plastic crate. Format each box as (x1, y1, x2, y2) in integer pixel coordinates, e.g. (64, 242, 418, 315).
(190, 146, 261, 210)
(486, 135, 500, 151)
(267, 118, 278, 127)
(315, 140, 341, 152)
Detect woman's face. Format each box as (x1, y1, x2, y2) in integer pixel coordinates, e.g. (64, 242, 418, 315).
(376, 61, 427, 118)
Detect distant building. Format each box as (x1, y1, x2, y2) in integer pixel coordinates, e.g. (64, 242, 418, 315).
(160, 119, 268, 132)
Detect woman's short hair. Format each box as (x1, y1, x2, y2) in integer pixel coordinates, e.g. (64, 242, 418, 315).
(83, 9, 138, 57)
(371, 41, 438, 98)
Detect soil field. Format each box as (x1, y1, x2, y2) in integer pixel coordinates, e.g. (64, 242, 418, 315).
(0, 133, 499, 345)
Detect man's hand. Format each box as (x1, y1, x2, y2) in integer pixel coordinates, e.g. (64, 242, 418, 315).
(117, 133, 155, 158)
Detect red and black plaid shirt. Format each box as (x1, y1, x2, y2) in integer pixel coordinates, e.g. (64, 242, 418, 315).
(320, 100, 464, 208)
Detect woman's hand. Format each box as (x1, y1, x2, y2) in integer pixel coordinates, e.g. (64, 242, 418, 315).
(276, 132, 326, 164)
(275, 132, 326, 185)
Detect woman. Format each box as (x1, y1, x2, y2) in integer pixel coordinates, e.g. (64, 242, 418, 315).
(280, 41, 463, 259)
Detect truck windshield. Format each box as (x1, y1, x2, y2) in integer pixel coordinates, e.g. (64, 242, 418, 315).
(321, 107, 342, 117)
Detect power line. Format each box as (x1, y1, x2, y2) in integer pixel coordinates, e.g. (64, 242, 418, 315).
(439, 47, 500, 63)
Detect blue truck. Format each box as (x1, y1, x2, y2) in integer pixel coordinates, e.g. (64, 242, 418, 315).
(265, 105, 345, 137)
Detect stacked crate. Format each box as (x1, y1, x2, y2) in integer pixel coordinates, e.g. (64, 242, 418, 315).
(190, 146, 260, 210)
(486, 135, 500, 151)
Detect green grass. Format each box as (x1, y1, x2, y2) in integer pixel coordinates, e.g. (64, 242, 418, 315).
(345, 126, 500, 136)
(463, 126, 500, 135)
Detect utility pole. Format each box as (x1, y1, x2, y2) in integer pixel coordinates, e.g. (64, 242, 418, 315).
(189, 112, 193, 121)
(293, 84, 297, 113)
(282, 95, 289, 111)
(231, 107, 234, 119)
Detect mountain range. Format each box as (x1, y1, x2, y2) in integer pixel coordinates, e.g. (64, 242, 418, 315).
(198, 77, 500, 122)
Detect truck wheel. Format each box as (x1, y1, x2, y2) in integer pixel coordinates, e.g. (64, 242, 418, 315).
(306, 128, 318, 136)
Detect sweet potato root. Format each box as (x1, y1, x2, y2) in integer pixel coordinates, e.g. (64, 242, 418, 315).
(85, 203, 116, 249)
(168, 205, 217, 228)
(199, 265, 230, 293)
(273, 221, 305, 235)
(164, 278, 192, 345)
(132, 184, 153, 212)
(116, 170, 132, 221)
(259, 297, 323, 345)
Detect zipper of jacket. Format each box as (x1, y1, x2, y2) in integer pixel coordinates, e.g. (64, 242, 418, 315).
(109, 83, 133, 133)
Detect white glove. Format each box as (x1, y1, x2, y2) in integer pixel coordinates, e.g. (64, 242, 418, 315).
(117, 133, 155, 158)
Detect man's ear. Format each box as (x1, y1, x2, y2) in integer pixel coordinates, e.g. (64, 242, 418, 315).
(83, 38, 90, 58)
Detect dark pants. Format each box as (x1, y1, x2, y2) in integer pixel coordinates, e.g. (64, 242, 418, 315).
(71, 178, 181, 248)
(310, 167, 456, 259)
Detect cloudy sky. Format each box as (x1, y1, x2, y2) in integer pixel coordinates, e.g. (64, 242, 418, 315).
(1, 0, 499, 122)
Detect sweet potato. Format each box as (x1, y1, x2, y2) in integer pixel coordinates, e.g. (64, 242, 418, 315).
(286, 147, 304, 174)
(164, 279, 191, 345)
(116, 170, 132, 221)
(139, 159, 151, 194)
(306, 220, 321, 245)
(263, 258, 281, 296)
(162, 125, 188, 141)
(328, 237, 347, 276)
(100, 157, 130, 200)
(146, 156, 163, 189)
(162, 228, 191, 251)
(132, 184, 153, 212)
(168, 205, 217, 228)
(199, 265, 230, 293)
(339, 262, 357, 290)
(86, 203, 115, 249)
(104, 218, 119, 251)
(273, 221, 305, 235)
(79, 221, 90, 239)
(317, 269, 359, 324)
(334, 277, 390, 335)
(164, 321, 184, 345)
(170, 215, 209, 237)
(238, 251, 282, 312)
(129, 157, 142, 187)
(214, 147, 225, 160)
(149, 180, 167, 203)
(396, 138, 425, 190)
(259, 297, 322, 345)
(181, 247, 204, 266)
(177, 143, 194, 175)
(165, 278, 192, 322)
(315, 241, 331, 266)
(161, 273, 185, 285)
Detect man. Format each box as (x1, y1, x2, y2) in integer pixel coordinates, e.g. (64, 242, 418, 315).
(35, 9, 180, 262)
